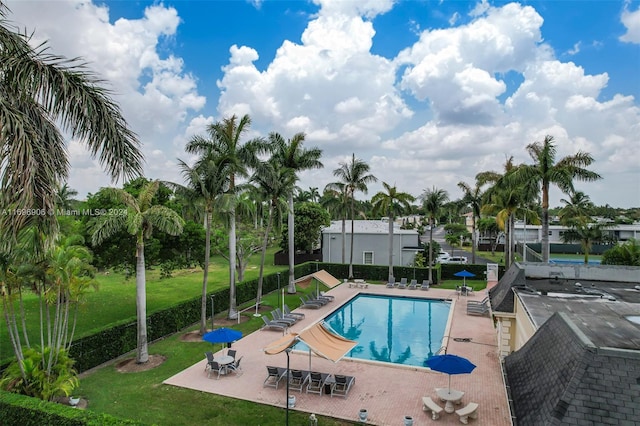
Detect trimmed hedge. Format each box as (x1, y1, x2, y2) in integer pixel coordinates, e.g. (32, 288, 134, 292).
(0, 390, 143, 425)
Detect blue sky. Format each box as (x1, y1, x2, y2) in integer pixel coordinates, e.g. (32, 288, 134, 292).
(6, 0, 640, 207)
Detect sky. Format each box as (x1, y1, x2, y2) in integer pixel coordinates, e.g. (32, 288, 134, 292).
(5, 0, 640, 208)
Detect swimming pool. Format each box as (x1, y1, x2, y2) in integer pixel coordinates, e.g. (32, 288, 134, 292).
(298, 294, 451, 367)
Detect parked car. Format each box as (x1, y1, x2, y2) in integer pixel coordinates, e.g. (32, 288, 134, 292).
(436, 251, 450, 263)
(442, 256, 468, 264)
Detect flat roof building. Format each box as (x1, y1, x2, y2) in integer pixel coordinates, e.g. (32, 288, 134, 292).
(488, 263, 640, 425)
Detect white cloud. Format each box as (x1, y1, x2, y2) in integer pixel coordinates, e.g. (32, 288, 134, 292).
(620, 5, 640, 43)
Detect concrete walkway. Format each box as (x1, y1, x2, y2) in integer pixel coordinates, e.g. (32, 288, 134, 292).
(164, 282, 512, 426)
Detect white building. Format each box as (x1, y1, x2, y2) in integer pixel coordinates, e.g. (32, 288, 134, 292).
(321, 220, 420, 266)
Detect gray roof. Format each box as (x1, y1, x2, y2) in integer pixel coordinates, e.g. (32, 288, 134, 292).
(322, 220, 419, 235)
(504, 312, 640, 425)
(488, 263, 528, 313)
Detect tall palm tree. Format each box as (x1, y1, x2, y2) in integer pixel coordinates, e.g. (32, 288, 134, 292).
(420, 187, 449, 283)
(478, 156, 538, 268)
(308, 187, 320, 203)
(55, 183, 79, 211)
(250, 157, 294, 312)
(193, 114, 265, 318)
(0, 4, 143, 240)
(457, 179, 484, 264)
(330, 154, 377, 279)
(508, 135, 601, 262)
(270, 132, 323, 293)
(91, 180, 184, 363)
(371, 182, 415, 281)
(176, 146, 230, 335)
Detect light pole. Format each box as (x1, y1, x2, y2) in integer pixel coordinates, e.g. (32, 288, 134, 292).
(413, 251, 418, 280)
(285, 347, 291, 426)
(277, 272, 281, 310)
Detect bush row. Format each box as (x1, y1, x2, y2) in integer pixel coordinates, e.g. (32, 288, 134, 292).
(0, 391, 143, 425)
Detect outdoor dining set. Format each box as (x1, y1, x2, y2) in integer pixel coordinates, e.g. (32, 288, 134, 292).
(422, 354, 480, 424)
(263, 366, 355, 398)
(204, 348, 243, 379)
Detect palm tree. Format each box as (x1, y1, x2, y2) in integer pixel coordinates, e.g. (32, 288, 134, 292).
(329, 154, 377, 279)
(91, 180, 184, 363)
(457, 180, 484, 264)
(420, 187, 449, 283)
(561, 221, 611, 264)
(270, 132, 323, 294)
(371, 182, 415, 281)
(176, 146, 230, 335)
(196, 114, 265, 318)
(250, 157, 295, 312)
(507, 135, 602, 262)
(559, 190, 594, 226)
(55, 183, 79, 212)
(0, 4, 143, 239)
(308, 187, 320, 203)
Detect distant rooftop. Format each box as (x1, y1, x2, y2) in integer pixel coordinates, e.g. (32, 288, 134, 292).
(322, 220, 418, 235)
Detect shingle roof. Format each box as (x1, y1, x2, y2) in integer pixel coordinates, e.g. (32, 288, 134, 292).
(488, 263, 527, 313)
(504, 312, 640, 425)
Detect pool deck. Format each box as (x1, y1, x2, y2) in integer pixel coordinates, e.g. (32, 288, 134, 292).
(164, 282, 512, 425)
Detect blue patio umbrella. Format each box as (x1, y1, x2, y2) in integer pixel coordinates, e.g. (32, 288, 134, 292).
(453, 269, 475, 286)
(202, 328, 242, 350)
(425, 354, 476, 392)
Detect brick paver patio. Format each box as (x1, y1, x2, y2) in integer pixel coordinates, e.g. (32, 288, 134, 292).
(164, 282, 512, 425)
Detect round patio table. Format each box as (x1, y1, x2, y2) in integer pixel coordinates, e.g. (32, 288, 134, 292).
(436, 388, 465, 413)
(213, 355, 234, 374)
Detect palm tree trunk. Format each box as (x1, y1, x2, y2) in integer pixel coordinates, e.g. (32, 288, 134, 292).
(228, 211, 238, 319)
(136, 239, 149, 364)
(387, 214, 394, 281)
(471, 215, 476, 264)
(348, 203, 355, 280)
(341, 218, 346, 263)
(287, 195, 296, 293)
(199, 210, 212, 335)
(542, 184, 550, 263)
(428, 219, 434, 283)
(256, 204, 274, 313)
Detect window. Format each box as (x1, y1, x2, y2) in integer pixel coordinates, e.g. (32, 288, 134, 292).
(363, 251, 374, 265)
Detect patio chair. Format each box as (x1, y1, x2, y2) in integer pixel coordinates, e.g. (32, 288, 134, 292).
(466, 301, 490, 316)
(264, 366, 287, 389)
(207, 360, 225, 379)
(204, 352, 214, 372)
(467, 296, 489, 306)
(408, 279, 418, 290)
(331, 374, 355, 398)
(316, 290, 335, 301)
(283, 304, 305, 319)
(306, 371, 327, 395)
(227, 349, 237, 359)
(227, 356, 243, 375)
(386, 277, 396, 288)
(306, 294, 329, 305)
(289, 369, 310, 393)
(299, 297, 322, 309)
(420, 280, 430, 290)
(261, 315, 289, 331)
(271, 310, 296, 325)
(275, 307, 300, 323)
(397, 277, 408, 289)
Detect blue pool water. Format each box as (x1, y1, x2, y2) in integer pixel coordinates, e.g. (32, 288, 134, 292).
(550, 258, 601, 265)
(297, 294, 451, 367)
